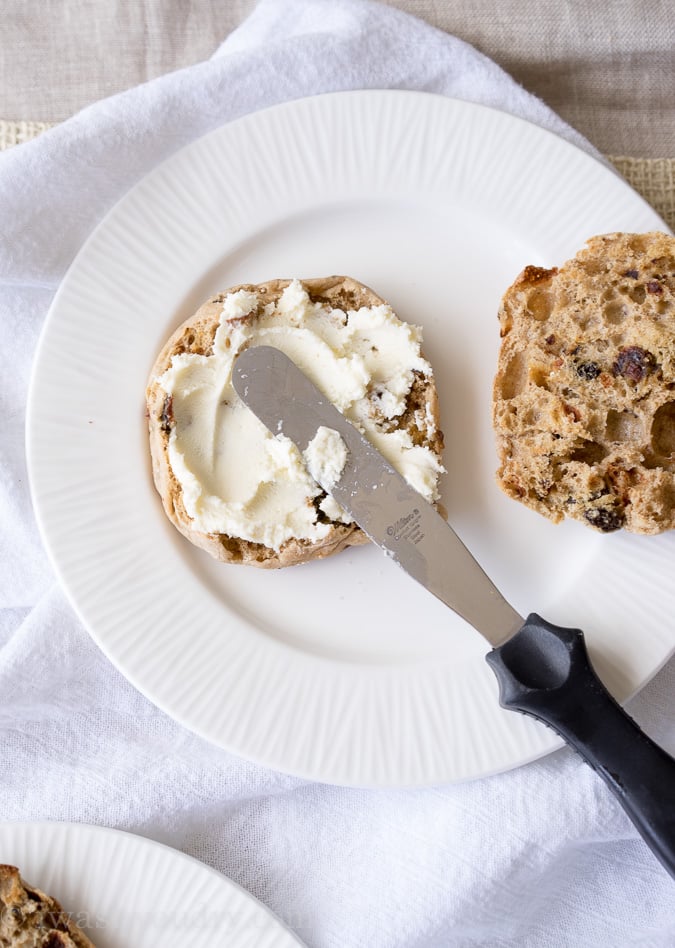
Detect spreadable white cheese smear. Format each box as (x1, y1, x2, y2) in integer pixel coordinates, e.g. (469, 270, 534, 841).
(303, 427, 349, 490)
(303, 426, 353, 525)
(157, 280, 444, 551)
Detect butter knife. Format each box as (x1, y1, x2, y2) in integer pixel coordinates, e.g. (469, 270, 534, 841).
(233, 344, 675, 879)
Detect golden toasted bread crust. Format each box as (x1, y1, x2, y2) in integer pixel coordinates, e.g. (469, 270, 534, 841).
(0, 865, 95, 948)
(147, 276, 444, 566)
(493, 232, 675, 534)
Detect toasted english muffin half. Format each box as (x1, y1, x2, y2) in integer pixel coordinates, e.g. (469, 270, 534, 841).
(146, 276, 444, 567)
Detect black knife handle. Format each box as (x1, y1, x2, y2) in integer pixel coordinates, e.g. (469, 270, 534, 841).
(486, 613, 675, 879)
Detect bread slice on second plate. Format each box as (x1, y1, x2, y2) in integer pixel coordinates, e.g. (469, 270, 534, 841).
(0, 864, 95, 948)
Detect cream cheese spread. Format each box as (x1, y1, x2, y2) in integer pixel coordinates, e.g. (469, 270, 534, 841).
(303, 427, 352, 525)
(157, 280, 444, 551)
(303, 426, 349, 490)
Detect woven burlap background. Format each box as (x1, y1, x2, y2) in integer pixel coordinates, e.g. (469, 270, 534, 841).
(1, 119, 673, 232)
(608, 157, 675, 232)
(0, 120, 55, 150)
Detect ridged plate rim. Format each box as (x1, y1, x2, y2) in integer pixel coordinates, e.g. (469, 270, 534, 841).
(26, 90, 672, 786)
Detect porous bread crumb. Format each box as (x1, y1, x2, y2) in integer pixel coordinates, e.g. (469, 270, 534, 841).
(0, 865, 95, 947)
(493, 231, 675, 534)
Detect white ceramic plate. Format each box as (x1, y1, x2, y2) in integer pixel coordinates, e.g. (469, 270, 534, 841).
(27, 91, 674, 786)
(0, 822, 303, 946)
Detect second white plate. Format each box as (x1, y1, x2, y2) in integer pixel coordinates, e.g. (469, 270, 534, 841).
(0, 822, 303, 947)
(27, 91, 673, 786)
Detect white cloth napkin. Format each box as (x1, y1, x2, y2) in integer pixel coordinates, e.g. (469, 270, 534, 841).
(2, 0, 675, 945)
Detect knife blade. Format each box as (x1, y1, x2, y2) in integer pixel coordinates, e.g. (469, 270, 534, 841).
(233, 343, 675, 879)
(233, 344, 521, 647)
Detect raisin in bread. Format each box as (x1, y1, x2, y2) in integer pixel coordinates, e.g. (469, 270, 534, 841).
(493, 232, 675, 534)
(147, 276, 444, 566)
(0, 865, 95, 948)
